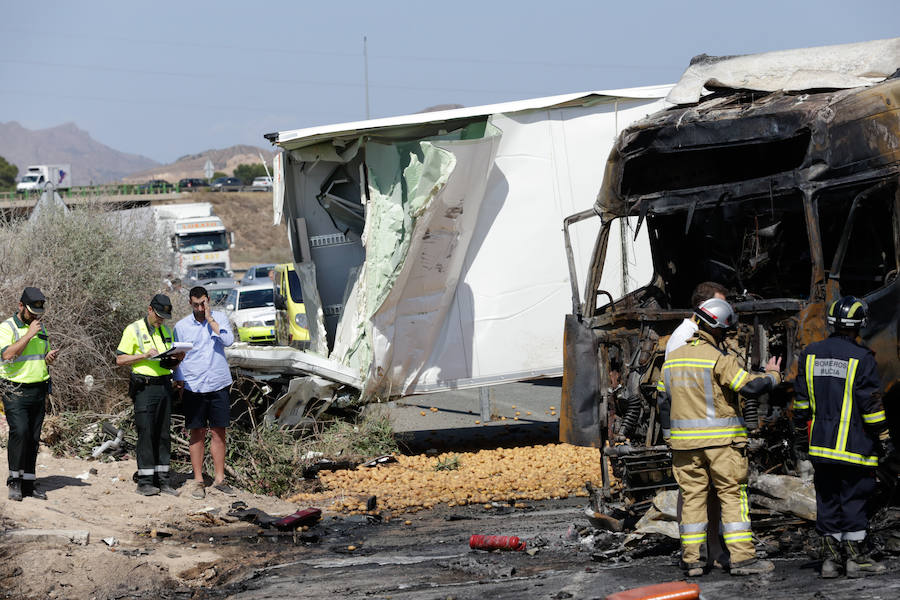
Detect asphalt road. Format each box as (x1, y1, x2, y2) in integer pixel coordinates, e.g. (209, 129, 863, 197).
(162, 498, 900, 600)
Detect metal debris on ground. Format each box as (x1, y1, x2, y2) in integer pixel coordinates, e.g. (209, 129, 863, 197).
(272, 508, 322, 530)
(749, 473, 816, 521)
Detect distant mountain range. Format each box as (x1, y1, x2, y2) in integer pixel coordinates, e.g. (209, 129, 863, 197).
(0, 121, 275, 186)
(123, 145, 275, 184)
(0, 121, 159, 185)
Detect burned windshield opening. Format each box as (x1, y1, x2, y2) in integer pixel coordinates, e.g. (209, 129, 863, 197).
(819, 181, 899, 298)
(622, 131, 810, 195)
(648, 193, 811, 306)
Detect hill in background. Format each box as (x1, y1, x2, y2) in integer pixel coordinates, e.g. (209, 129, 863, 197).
(0, 121, 159, 186)
(122, 145, 276, 184)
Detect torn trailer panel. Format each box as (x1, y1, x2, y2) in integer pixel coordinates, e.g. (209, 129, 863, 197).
(561, 39, 900, 489)
(262, 87, 673, 399)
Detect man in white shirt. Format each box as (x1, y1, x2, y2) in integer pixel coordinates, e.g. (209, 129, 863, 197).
(174, 286, 235, 499)
(665, 282, 728, 358)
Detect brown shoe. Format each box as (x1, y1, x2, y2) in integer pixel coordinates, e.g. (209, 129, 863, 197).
(730, 558, 775, 576)
(190, 481, 206, 499)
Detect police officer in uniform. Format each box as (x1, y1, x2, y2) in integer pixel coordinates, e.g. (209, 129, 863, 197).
(657, 298, 782, 576)
(1, 287, 59, 501)
(116, 294, 183, 496)
(793, 296, 895, 578)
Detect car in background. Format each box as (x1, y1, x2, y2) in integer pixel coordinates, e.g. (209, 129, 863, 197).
(206, 281, 235, 307)
(178, 178, 209, 191)
(136, 179, 171, 192)
(224, 283, 276, 344)
(240, 263, 276, 286)
(211, 177, 243, 192)
(273, 263, 310, 349)
(251, 176, 273, 191)
(186, 265, 237, 288)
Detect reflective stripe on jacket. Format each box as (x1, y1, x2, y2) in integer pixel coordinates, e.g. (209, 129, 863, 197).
(0, 316, 50, 384)
(792, 334, 885, 467)
(657, 330, 781, 450)
(116, 318, 174, 377)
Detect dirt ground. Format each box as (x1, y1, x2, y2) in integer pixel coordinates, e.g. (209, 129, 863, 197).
(0, 451, 298, 600)
(3, 450, 900, 599)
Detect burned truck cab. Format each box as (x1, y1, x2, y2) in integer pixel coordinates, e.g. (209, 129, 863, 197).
(561, 75, 900, 461)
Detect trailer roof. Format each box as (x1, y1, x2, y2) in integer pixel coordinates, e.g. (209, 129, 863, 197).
(269, 85, 673, 151)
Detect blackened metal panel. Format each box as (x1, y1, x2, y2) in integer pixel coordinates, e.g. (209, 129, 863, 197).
(560, 314, 605, 447)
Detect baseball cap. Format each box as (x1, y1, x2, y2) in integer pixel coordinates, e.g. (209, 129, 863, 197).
(21, 287, 46, 315)
(149, 294, 173, 319)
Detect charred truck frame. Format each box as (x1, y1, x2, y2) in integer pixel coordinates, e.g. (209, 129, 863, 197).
(561, 67, 900, 499)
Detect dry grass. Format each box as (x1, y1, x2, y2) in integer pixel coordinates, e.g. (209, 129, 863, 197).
(0, 202, 168, 412)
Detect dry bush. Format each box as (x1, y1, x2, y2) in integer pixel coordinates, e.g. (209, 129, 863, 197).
(0, 202, 169, 412)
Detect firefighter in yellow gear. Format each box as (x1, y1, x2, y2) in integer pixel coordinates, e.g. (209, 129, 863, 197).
(657, 298, 782, 576)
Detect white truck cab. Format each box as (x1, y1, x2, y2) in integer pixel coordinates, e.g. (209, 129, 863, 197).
(16, 164, 72, 193)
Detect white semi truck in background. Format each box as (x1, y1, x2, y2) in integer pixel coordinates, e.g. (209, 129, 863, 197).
(16, 164, 72, 193)
(153, 203, 235, 276)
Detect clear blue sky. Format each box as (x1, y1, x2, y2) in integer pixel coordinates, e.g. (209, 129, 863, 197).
(2, 1, 897, 163)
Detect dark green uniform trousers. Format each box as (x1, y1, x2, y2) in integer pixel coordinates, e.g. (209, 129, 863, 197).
(131, 376, 173, 487)
(2, 382, 47, 484)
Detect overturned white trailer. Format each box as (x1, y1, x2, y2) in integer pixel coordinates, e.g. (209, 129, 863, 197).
(234, 86, 672, 399)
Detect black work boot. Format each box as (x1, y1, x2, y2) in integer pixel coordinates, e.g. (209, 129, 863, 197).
(844, 540, 886, 578)
(136, 483, 160, 496)
(821, 536, 843, 578)
(21, 480, 47, 500)
(8, 478, 23, 502)
(158, 482, 180, 496)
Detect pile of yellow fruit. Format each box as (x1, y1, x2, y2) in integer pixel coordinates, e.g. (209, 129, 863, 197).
(287, 443, 606, 514)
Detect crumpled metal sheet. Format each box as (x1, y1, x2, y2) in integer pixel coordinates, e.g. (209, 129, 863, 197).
(750, 473, 817, 521)
(667, 37, 900, 104)
(634, 490, 680, 539)
(263, 375, 339, 426)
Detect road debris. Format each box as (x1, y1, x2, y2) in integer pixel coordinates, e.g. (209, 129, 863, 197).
(750, 473, 817, 521)
(272, 508, 322, 531)
(469, 535, 527, 551)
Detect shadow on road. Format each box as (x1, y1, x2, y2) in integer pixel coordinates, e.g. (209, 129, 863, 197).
(396, 421, 560, 454)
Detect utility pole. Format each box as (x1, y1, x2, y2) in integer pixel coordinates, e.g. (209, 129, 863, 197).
(364, 36, 371, 119)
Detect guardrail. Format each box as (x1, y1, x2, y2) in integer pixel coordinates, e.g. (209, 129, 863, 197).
(0, 183, 208, 201)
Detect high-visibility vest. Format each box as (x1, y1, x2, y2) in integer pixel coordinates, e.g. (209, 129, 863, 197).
(0, 316, 50, 384)
(117, 318, 174, 377)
